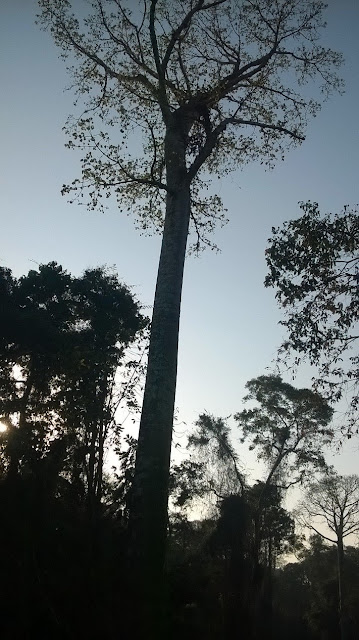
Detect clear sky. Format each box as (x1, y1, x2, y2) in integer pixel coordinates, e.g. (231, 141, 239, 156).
(1, 0, 358, 481)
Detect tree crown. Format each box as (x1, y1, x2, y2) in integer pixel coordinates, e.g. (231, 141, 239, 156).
(235, 374, 334, 486)
(37, 0, 343, 249)
(265, 201, 359, 432)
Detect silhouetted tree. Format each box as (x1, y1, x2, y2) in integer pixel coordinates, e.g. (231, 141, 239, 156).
(55, 266, 147, 521)
(235, 374, 333, 636)
(0, 262, 147, 638)
(37, 3, 343, 626)
(265, 201, 359, 434)
(177, 413, 245, 513)
(275, 537, 359, 640)
(297, 474, 359, 640)
(235, 374, 333, 578)
(235, 375, 334, 489)
(0, 262, 73, 479)
(0, 263, 146, 495)
(170, 410, 298, 638)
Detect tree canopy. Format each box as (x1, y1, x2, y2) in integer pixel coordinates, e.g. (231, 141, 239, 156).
(235, 374, 334, 487)
(265, 201, 359, 432)
(297, 473, 359, 548)
(0, 262, 147, 490)
(37, 0, 343, 249)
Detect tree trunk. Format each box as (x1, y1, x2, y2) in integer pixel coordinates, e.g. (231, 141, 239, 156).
(128, 121, 190, 637)
(337, 533, 348, 640)
(8, 363, 34, 480)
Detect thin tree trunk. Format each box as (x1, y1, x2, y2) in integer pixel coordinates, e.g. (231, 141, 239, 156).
(128, 122, 191, 637)
(265, 535, 274, 640)
(86, 416, 98, 525)
(8, 363, 34, 480)
(95, 416, 105, 503)
(95, 379, 108, 504)
(337, 533, 347, 640)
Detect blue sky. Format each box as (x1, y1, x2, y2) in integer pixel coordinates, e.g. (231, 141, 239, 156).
(1, 0, 358, 479)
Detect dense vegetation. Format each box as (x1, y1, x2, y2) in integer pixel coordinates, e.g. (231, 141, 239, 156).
(0, 262, 358, 639)
(265, 201, 359, 435)
(36, 3, 343, 623)
(2, 2, 356, 639)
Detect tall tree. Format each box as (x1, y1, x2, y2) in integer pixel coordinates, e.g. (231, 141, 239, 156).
(297, 473, 359, 640)
(0, 262, 73, 479)
(0, 262, 146, 497)
(173, 409, 299, 637)
(235, 374, 334, 617)
(265, 201, 359, 434)
(235, 374, 334, 489)
(0, 262, 147, 637)
(37, 0, 342, 623)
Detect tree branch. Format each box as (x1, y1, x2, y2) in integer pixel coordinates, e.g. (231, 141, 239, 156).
(229, 117, 305, 141)
(56, 12, 158, 98)
(162, 0, 227, 72)
(90, 140, 169, 192)
(149, 0, 170, 120)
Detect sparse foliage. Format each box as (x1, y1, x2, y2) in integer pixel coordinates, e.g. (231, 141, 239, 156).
(297, 473, 359, 547)
(37, 0, 343, 249)
(265, 201, 359, 433)
(188, 413, 245, 498)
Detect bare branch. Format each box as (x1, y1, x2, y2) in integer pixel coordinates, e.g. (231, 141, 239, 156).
(90, 139, 169, 192)
(162, 0, 227, 72)
(149, 0, 170, 118)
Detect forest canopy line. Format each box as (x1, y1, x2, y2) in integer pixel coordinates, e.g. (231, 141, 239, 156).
(0, 273, 358, 640)
(0, 262, 148, 490)
(35, 3, 344, 629)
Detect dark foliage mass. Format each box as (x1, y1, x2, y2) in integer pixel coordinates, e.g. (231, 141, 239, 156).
(265, 201, 359, 433)
(1, 266, 357, 640)
(0, 262, 148, 639)
(274, 538, 359, 640)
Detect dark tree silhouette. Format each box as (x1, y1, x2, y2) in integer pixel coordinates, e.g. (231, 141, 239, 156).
(0, 262, 146, 495)
(37, 2, 342, 628)
(265, 201, 359, 434)
(297, 474, 359, 640)
(235, 374, 334, 489)
(275, 538, 359, 640)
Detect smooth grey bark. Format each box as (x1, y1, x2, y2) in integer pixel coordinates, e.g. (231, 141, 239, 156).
(128, 119, 191, 633)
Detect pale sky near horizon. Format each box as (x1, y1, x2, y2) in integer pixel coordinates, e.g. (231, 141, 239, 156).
(1, 0, 358, 485)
